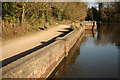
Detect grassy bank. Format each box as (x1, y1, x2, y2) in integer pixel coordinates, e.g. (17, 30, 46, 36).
(2, 20, 71, 41)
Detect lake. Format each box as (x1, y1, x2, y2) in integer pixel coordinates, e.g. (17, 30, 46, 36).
(48, 23, 120, 78)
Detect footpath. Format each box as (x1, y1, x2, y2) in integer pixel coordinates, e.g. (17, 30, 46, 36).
(2, 25, 70, 61)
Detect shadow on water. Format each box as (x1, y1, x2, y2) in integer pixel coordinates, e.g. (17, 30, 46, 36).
(92, 22, 95, 31)
(91, 22, 95, 37)
(1, 28, 72, 68)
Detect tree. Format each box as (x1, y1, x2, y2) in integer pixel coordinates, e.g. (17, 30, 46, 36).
(2, 2, 88, 39)
(85, 7, 98, 21)
(2, 2, 22, 23)
(99, 3, 103, 10)
(114, 2, 120, 13)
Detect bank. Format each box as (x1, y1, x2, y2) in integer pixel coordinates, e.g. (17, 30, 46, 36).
(2, 21, 97, 79)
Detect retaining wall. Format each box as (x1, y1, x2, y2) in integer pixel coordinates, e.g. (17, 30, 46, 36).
(2, 25, 85, 78)
(48, 32, 85, 78)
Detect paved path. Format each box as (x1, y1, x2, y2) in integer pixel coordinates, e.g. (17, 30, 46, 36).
(2, 25, 70, 61)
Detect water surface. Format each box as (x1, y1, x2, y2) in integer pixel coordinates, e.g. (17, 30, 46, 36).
(48, 23, 120, 78)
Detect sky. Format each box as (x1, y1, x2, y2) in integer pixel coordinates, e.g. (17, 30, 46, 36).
(86, 0, 119, 10)
(87, 2, 99, 10)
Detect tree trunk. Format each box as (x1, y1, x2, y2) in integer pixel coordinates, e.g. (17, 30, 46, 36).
(21, 3, 25, 24)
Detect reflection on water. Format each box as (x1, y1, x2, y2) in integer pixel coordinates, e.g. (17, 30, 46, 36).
(48, 23, 119, 78)
(96, 23, 120, 48)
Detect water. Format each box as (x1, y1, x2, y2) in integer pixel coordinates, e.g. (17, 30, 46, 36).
(48, 23, 120, 78)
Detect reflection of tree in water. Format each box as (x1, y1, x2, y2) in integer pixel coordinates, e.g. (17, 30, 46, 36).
(69, 48, 80, 65)
(48, 35, 86, 78)
(68, 35, 87, 65)
(67, 36, 86, 65)
(61, 36, 86, 78)
(95, 23, 120, 48)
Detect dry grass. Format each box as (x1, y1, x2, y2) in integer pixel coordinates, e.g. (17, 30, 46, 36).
(2, 19, 71, 40)
(2, 21, 32, 40)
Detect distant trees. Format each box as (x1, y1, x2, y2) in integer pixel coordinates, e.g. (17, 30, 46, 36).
(99, 2, 120, 22)
(114, 2, 120, 13)
(86, 2, 120, 22)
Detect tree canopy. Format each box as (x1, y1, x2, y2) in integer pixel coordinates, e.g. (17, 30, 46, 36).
(2, 2, 87, 39)
(2, 2, 87, 24)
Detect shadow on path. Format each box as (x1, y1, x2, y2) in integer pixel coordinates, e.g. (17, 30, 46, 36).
(1, 28, 72, 68)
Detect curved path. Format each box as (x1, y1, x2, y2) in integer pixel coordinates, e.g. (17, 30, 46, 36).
(2, 25, 70, 61)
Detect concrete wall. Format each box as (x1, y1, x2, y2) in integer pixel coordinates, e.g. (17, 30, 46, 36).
(48, 32, 85, 78)
(2, 21, 95, 78)
(2, 40, 65, 78)
(2, 25, 85, 78)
